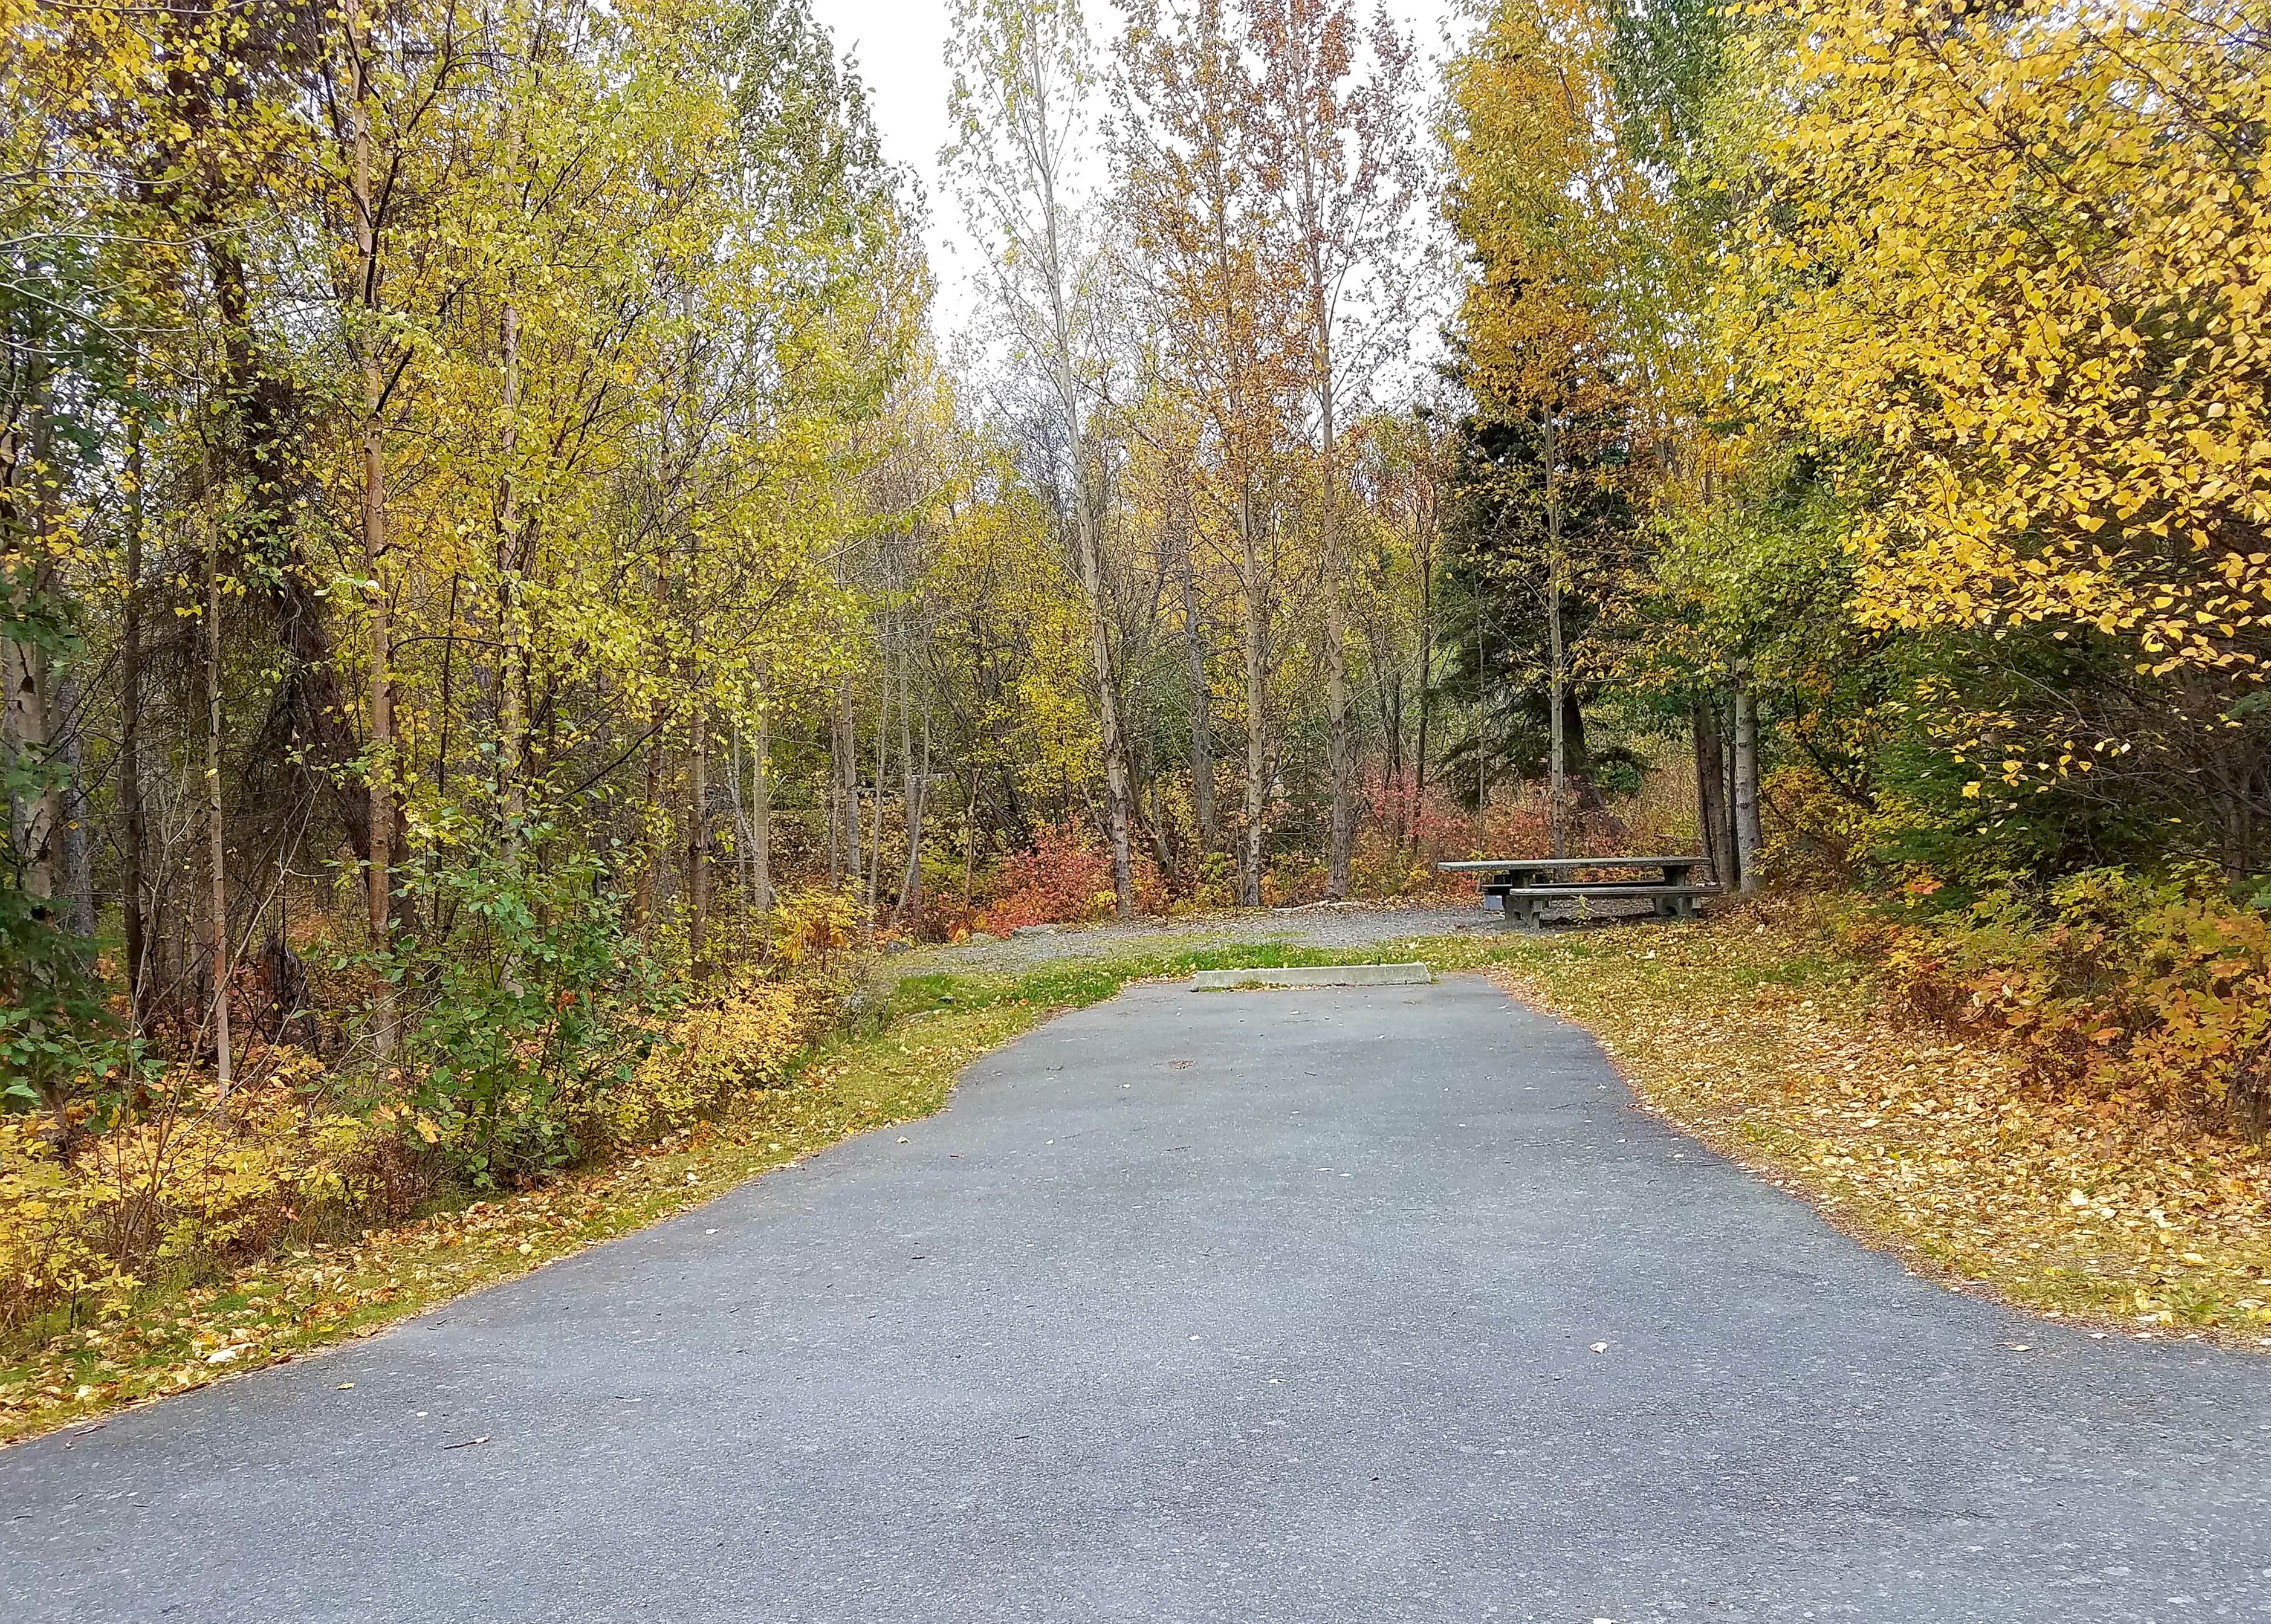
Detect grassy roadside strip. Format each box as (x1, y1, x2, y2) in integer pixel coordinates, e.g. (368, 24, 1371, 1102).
(1479, 906, 2271, 1350)
(0, 938, 1415, 1448)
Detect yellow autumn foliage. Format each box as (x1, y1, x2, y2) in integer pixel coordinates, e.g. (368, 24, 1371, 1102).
(599, 980, 817, 1147)
(2, 969, 834, 1333)
(1733, 0, 2271, 693)
(1855, 869, 2271, 1137)
(1, 1061, 366, 1329)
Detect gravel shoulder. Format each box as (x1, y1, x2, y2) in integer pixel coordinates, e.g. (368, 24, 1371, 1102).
(886, 901, 1506, 980)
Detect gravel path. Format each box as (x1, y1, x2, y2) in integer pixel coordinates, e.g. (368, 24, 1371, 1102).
(889, 900, 1508, 979)
(5, 975, 2267, 1622)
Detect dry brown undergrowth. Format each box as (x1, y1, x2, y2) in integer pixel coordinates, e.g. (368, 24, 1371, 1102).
(1485, 904, 2271, 1348)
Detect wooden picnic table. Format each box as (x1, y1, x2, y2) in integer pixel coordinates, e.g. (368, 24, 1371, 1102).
(1437, 855, 1719, 929)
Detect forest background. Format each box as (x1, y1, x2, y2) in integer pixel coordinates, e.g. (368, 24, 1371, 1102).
(6, 0, 2270, 1356)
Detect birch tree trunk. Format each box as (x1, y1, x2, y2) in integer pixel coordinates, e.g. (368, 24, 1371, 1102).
(751, 699, 772, 922)
(866, 660, 887, 927)
(1734, 680, 1763, 894)
(1182, 533, 1214, 858)
(727, 724, 747, 957)
(2, 401, 58, 922)
(840, 680, 861, 884)
(56, 674, 91, 937)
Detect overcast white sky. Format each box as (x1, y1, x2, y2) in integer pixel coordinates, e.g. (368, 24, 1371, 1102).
(805, 0, 1469, 343)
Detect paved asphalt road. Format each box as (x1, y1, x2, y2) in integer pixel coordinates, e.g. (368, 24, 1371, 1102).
(6, 977, 2270, 1623)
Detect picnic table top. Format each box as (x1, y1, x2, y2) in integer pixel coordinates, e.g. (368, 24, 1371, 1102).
(1437, 855, 1704, 873)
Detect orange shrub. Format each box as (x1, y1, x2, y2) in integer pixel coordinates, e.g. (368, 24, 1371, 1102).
(977, 822, 1118, 933)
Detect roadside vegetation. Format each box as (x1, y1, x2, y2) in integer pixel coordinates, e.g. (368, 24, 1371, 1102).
(17, 897, 2270, 1446)
(7, 0, 2270, 1439)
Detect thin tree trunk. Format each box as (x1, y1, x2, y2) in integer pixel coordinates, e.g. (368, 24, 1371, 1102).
(865, 659, 887, 926)
(497, 309, 525, 843)
(1325, 587, 1353, 894)
(2, 406, 57, 922)
(688, 707, 708, 977)
(826, 725, 841, 888)
(1415, 494, 1433, 823)
(840, 680, 861, 884)
(492, 297, 528, 998)
(1321, 390, 1353, 900)
(1182, 532, 1214, 859)
(1693, 699, 1731, 895)
(205, 523, 233, 1099)
(895, 699, 930, 927)
(751, 699, 772, 922)
(495, 55, 525, 848)
(727, 723, 748, 958)
(1077, 519, 1136, 918)
(351, 27, 396, 1060)
(1544, 412, 1568, 859)
(633, 712, 666, 931)
(56, 675, 91, 937)
(120, 412, 150, 1026)
(1, 637, 16, 866)
(1723, 696, 1741, 890)
(1734, 679, 1763, 894)
(961, 778, 978, 922)
(1241, 519, 1268, 908)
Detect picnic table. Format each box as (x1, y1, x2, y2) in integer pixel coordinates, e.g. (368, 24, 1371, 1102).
(1437, 855, 1719, 930)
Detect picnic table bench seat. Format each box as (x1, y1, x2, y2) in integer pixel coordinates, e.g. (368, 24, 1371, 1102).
(1437, 856, 1720, 929)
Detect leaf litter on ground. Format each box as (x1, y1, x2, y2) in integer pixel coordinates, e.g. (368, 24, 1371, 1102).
(1477, 902, 2271, 1348)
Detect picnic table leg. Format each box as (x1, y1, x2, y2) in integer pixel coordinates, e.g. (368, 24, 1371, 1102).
(1500, 893, 1544, 931)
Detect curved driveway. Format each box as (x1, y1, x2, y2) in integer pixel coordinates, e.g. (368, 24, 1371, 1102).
(5, 977, 2269, 1622)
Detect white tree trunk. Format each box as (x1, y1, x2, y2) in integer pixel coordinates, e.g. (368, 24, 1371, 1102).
(1734, 681, 1763, 894)
(752, 700, 772, 921)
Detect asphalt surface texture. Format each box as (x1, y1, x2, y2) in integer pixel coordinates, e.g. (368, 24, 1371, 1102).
(6, 975, 2269, 1623)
